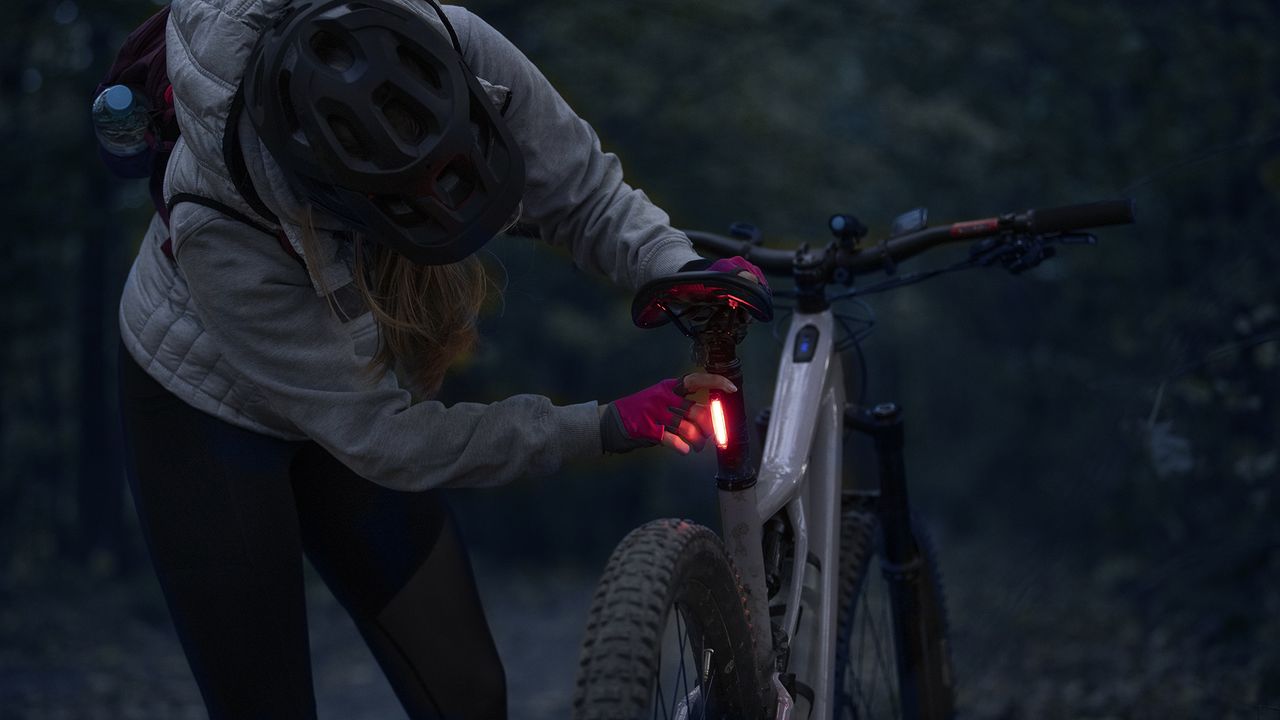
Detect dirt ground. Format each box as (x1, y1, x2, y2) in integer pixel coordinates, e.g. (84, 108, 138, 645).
(2, 534, 1276, 719)
(0, 558, 593, 720)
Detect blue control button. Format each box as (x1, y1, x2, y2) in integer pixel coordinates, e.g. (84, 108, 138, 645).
(793, 325, 820, 363)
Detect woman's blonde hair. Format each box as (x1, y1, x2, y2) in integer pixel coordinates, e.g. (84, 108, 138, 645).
(298, 208, 490, 399)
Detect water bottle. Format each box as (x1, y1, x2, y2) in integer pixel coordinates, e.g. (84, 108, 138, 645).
(92, 84, 150, 157)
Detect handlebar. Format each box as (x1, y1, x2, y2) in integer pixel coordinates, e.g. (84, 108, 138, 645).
(683, 198, 1136, 279)
(681, 232, 794, 274)
(1024, 199, 1135, 234)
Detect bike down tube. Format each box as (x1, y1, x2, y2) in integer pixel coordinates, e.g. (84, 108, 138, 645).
(756, 310, 837, 521)
(751, 309, 847, 719)
(794, 357, 846, 720)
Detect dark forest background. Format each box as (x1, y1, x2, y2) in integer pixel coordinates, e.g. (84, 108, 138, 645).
(1, 0, 1277, 717)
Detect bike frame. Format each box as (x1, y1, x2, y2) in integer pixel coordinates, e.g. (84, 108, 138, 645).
(717, 306, 849, 719)
(672, 199, 1134, 718)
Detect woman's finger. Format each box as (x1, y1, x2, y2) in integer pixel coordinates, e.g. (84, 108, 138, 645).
(686, 403, 712, 433)
(677, 418, 704, 443)
(679, 372, 738, 395)
(660, 430, 692, 455)
(676, 418, 706, 452)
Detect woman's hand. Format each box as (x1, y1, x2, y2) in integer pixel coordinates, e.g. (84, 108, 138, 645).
(707, 256, 768, 289)
(601, 373, 738, 455)
(682, 255, 769, 290)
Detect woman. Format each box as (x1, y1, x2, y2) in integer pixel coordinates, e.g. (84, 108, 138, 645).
(116, 0, 765, 717)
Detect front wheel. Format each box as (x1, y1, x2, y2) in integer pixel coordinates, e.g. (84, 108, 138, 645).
(573, 519, 769, 720)
(834, 501, 956, 719)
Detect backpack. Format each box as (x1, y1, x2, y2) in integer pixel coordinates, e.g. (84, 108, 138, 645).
(93, 6, 178, 220)
(95, 4, 306, 265)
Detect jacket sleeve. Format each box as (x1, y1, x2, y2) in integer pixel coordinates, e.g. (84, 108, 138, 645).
(452, 7, 702, 290)
(172, 207, 603, 491)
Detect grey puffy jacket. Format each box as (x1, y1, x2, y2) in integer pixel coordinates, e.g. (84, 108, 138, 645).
(118, 0, 702, 491)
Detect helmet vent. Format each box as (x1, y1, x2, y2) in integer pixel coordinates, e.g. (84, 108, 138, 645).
(309, 30, 355, 72)
(375, 195, 446, 233)
(436, 158, 476, 209)
(327, 115, 369, 159)
(384, 196, 415, 218)
(397, 46, 442, 90)
(468, 96, 492, 153)
(383, 98, 425, 143)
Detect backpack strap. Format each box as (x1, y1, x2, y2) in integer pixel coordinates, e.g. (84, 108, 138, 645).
(168, 192, 277, 237)
(223, 84, 281, 227)
(164, 193, 368, 324)
(163, 192, 303, 268)
(156, 80, 300, 266)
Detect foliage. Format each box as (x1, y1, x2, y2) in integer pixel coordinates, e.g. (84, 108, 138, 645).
(0, 0, 1277, 692)
(453, 0, 1280, 564)
(1, 0, 1276, 714)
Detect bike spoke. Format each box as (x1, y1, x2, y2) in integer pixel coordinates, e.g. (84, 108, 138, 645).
(848, 664, 871, 720)
(673, 603, 690, 720)
(835, 518, 952, 720)
(855, 589, 875, 717)
(865, 579, 895, 717)
(854, 587, 873, 718)
(697, 656, 715, 720)
(696, 632, 716, 717)
(651, 602, 710, 720)
(654, 668, 669, 720)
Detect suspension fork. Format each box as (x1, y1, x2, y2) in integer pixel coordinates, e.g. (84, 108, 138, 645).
(846, 401, 930, 720)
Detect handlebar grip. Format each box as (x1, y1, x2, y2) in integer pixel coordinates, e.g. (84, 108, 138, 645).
(1027, 199, 1136, 234)
(682, 230, 795, 275)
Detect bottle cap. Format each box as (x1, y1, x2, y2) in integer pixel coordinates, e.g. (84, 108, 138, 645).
(104, 85, 135, 115)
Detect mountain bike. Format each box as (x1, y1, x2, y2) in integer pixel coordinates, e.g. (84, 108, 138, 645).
(571, 199, 1136, 720)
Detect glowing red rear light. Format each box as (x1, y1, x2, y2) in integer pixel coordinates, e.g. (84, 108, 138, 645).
(710, 398, 729, 449)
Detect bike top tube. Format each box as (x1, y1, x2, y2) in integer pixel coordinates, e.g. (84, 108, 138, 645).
(683, 198, 1135, 280)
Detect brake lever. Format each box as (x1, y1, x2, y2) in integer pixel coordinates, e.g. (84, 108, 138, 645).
(968, 234, 1019, 267)
(1004, 242, 1055, 274)
(1009, 232, 1099, 273)
(970, 230, 1100, 275)
(1052, 231, 1099, 246)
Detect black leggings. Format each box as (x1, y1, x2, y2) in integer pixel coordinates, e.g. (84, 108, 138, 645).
(117, 341, 506, 719)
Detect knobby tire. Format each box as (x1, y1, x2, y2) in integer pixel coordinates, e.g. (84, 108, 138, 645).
(573, 519, 768, 720)
(833, 503, 955, 719)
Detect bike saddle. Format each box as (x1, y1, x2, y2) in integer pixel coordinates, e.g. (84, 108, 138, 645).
(631, 271, 774, 330)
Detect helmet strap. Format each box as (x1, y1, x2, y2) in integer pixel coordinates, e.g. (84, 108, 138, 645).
(418, 0, 463, 56)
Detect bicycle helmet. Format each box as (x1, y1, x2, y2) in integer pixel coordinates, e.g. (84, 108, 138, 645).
(244, 0, 525, 265)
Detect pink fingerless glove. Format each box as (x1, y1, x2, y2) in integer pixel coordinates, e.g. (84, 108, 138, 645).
(601, 378, 693, 454)
(681, 255, 770, 291)
(708, 256, 769, 289)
